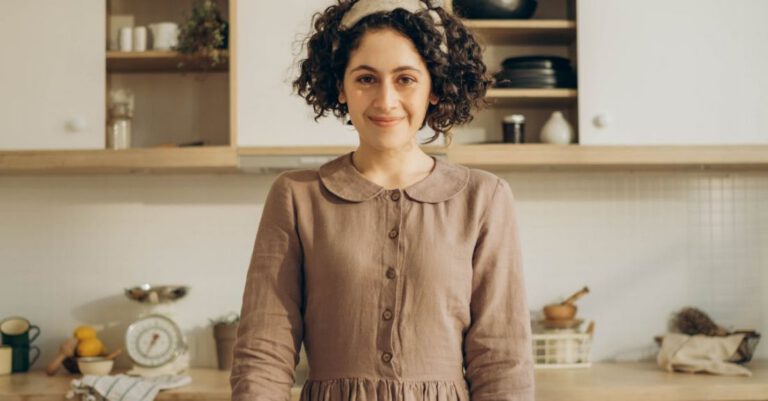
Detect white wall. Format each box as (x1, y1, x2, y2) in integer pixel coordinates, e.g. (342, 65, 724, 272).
(1, 169, 765, 373)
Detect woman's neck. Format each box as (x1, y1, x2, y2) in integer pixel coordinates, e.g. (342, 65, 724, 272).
(351, 144, 436, 190)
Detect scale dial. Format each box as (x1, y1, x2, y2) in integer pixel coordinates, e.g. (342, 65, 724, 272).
(125, 314, 185, 368)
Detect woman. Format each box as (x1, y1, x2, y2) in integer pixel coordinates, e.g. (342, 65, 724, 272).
(230, 1, 534, 401)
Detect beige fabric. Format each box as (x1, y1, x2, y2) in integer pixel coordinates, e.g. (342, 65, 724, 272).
(334, 0, 448, 53)
(230, 151, 534, 401)
(656, 332, 751, 377)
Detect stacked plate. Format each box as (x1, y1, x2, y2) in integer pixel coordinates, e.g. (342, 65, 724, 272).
(493, 55, 577, 88)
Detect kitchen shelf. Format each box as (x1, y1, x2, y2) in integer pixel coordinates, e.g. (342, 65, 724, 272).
(3, 145, 767, 174)
(0, 146, 238, 174)
(447, 144, 768, 170)
(462, 19, 576, 45)
(106, 50, 229, 73)
(485, 88, 577, 107)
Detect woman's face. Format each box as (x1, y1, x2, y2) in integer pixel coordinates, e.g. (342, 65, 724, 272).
(338, 28, 438, 151)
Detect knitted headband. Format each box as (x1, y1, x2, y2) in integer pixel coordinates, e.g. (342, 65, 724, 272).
(332, 0, 448, 53)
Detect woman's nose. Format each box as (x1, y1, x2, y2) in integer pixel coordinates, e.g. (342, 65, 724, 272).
(373, 81, 399, 110)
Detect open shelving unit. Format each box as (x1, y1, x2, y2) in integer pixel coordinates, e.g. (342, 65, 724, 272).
(104, 0, 234, 150)
(444, 0, 579, 145)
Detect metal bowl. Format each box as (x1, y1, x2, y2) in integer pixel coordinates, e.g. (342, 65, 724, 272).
(125, 284, 189, 304)
(452, 0, 538, 20)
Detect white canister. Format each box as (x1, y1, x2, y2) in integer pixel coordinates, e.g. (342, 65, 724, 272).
(149, 22, 179, 50)
(133, 26, 147, 52)
(118, 26, 133, 52)
(0, 345, 11, 375)
(540, 111, 575, 144)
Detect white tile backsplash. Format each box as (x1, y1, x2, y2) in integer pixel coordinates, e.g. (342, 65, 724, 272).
(0, 169, 765, 371)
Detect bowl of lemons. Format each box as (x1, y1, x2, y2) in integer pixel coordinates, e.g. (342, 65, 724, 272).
(62, 325, 119, 375)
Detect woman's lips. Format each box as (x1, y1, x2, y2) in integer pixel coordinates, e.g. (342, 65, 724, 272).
(369, 116, 404, 127)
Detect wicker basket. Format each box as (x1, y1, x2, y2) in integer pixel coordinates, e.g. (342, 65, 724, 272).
(532, 331, 593, 368)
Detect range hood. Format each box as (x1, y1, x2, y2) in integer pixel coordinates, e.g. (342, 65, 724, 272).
(238, 154, 339, 173)
(238, 151, 449, 173)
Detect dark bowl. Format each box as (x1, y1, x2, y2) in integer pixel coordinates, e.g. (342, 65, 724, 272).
(62, 356, 80, 374)
(452, 0, 538, 20)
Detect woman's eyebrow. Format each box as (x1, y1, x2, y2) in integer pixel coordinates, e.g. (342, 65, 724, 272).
(349, 65, 422, 74)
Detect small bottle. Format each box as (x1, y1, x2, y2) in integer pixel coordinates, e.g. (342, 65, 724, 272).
(502, 114, 525, 143)
(107, 103, 132, 149)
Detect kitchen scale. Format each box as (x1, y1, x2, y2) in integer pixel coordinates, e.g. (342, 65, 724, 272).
(124, 284, 191, 377)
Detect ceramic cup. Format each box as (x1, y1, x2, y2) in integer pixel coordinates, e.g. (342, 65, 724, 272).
(1, 316, 40, 347)
(149, 22, 179, 50)
(11, 345, 40, 372)
(0, 346, 11, 375)
(119, 26, 133, 51)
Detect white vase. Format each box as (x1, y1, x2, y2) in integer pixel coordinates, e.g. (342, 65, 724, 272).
(540, 111, 574, 144)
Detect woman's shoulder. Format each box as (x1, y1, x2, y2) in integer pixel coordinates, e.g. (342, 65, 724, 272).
(461, 165, 509, 197)
(270, 168, 321, 194)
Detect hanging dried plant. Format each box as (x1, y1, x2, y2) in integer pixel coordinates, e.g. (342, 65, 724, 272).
(176, 0, 229, 72)
(672, 307, 730, 336)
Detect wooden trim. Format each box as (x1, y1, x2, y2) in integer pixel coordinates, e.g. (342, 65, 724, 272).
(106, 51, 229, 73)
(0, 147, 239, 174)
(485, 88, 577, 107)
(229, 0, 238, 147)
(446, 144, 768, 170)
(2, 145, 767, 174)
(462, 19, 576, 45)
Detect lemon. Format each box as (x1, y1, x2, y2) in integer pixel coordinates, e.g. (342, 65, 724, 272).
(73, 326, 98, 341)
(77, 337, 104, 357)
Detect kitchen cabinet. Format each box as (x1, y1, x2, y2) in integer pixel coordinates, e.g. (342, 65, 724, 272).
(236, 0, 351, 147)
(0, 1, 105, 150)
(577, 0, 768, 145)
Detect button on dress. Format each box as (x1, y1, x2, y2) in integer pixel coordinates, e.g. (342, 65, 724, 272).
(230, 151, 534, 401)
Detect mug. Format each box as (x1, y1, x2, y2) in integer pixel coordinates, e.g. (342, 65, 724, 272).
(148, 22, 179, 50)
(119, 26, 133, 52)
(11, 345, 40, 373)
(0, 346, 11, 375)
(133, 26, 147, 52)
(0, 316, 40, 347)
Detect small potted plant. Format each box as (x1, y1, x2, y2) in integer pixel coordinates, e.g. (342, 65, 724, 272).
(210, 312, 239, 370)
(176, 0, 229, 71)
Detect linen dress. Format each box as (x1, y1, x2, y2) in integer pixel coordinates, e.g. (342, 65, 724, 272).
(230, 151, 534, 401)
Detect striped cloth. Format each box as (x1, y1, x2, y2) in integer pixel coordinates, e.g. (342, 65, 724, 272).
(66, 374, 192, 401)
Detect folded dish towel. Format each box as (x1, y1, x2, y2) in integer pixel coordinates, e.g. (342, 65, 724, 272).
(657, 332, 751, 377)
(66, 374, 192, 401)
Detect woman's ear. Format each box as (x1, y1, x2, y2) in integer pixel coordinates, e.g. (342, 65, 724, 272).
(429, 93, 438, 105)
(338, 83, 346, 104)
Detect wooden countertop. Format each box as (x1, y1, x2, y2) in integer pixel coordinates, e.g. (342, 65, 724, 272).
(1, 361, 766, 401)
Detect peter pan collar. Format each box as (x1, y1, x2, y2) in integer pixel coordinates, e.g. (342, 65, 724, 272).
(318, 151, 470, 203)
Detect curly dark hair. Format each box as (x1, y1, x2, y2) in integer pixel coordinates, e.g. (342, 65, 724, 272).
(291, 0, 492, 145)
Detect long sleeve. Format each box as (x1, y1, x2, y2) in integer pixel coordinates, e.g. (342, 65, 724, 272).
(463, 177, 535, 401)
(231, 173, 305, 401)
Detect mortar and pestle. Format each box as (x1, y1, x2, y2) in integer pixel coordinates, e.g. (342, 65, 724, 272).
(541, 286, 590, 328)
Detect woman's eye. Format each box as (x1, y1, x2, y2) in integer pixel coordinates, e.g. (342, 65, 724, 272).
(400, 76, 416, 85)
(357, 76, 375, 84)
